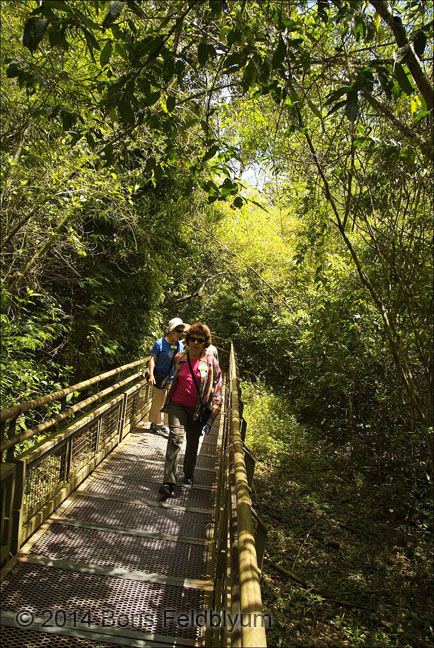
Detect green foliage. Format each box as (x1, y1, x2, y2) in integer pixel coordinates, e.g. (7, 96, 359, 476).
(0, 299, 69, 409)
(242, 383, 433, 648)
(241, 380, 305, 462)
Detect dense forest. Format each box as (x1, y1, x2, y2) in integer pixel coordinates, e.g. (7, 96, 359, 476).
(1, 1, 432, 646)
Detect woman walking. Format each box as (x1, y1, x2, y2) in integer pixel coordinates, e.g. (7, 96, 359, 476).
(159, 322, 222, 497)
(148, 318, 188, 437)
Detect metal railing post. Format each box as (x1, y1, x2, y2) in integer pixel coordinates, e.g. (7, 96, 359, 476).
(119, 393, 128, 443)
(64, 436, 73, 483)
(1, 464, 16, 566)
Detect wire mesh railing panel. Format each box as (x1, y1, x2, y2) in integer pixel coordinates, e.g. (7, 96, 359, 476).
(70, 421, 98, 477)
(30, 522, 209, 579)
(124, 391, 137, 429)
(99, 404, 120, 446)
(124, 384, 150, 432)
(1, 563, 205, 641)
(24, 444, 67, 522)
(1, 465, 15, 557)
(62, 495, 211, 539)
(134, 385, 150, 422)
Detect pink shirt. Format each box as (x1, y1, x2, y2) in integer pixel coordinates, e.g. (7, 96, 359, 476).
(171, 358, 201, 408)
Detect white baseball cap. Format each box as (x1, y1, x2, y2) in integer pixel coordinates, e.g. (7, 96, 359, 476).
(168, 317, 189, 332)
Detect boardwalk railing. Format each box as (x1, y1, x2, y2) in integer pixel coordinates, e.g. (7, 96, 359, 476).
(0, 359, 151, 564)
(212, 344, 268, 648)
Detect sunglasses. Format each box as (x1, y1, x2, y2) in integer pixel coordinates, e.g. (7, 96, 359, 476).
(189, 336, 205, 344)
(174, 328, 184, 333)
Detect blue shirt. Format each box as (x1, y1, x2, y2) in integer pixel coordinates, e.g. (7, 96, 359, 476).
(151, 337, 183, 379)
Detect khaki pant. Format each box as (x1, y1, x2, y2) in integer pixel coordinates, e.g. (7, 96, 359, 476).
(163, 400, 203, 484)
(148, 384, 169, 425)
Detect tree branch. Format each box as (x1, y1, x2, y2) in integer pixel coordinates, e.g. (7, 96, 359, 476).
(370, 0, 433, 110)
(362, 92, 430, 152)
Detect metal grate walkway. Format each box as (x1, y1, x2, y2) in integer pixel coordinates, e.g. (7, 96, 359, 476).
(1, 415, 224, 647)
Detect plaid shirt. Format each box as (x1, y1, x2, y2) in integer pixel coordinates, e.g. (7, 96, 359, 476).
(164, 350, 223, 420)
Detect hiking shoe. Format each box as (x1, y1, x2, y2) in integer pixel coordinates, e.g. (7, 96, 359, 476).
(159, 483, 175, 497)
(150, 423, 158, 433)
(183, 475, 194, 486)
(160, 425, 170, 438)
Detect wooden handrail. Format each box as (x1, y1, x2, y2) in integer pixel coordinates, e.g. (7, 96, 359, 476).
(1, 358, 148, 423)
(229, 343, 267, 647)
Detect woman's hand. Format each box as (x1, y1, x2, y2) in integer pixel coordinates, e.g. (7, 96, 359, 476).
(148, 375, 155, 387)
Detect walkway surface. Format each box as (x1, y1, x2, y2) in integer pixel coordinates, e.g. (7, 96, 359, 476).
(1, 413, 223, 647)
